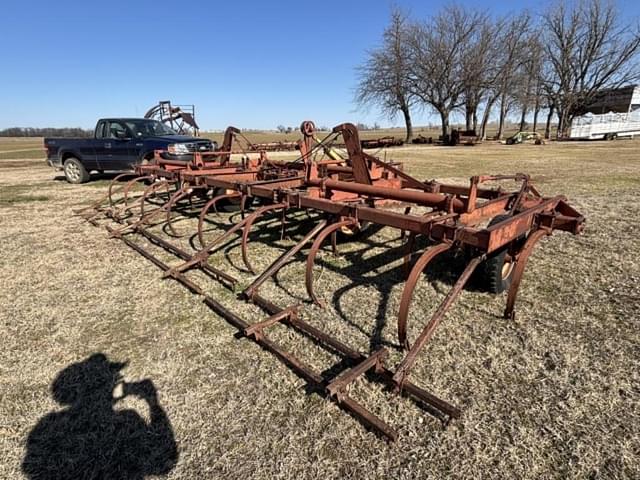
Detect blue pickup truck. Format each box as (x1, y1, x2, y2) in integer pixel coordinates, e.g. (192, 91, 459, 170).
(45, 118, 216, 183)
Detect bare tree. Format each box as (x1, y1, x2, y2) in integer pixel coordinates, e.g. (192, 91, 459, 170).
(460, 15, 496, 133)
(475, 15, 531, 140)
(542, 0, 640, 137)
(407, 5, 485, 140)
(514, 33, 545, 131)
(355, 9, 416, 142)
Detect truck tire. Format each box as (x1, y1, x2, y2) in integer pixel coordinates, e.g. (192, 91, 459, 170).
(63, 157, 90, 184)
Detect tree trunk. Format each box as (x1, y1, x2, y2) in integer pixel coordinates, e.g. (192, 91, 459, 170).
(472, 111, 478, 134)
(479, 96, 497, 140)
(556, 108, 565, 140)
(557, 109, 572, 139)
(465, 106, 474, 132)
(401, 105, 413, 143)
(519, 106, 527, 131)
(544, 104, 555, 139)
(497, 95, 508, 140)
(439, 110, 450, 142)
(532, 96, 540, 132)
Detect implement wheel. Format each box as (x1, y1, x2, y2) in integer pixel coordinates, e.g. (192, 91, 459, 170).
(478, 215, 519, 294)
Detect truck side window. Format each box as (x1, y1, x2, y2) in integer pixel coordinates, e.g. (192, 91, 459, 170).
(107, 122, 127, 139)
(95, 121, 105, 139)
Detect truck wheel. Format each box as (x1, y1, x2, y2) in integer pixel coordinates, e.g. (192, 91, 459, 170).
(63, 157, 90, 184)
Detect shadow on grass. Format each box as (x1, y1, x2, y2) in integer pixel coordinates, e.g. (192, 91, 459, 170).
(23, 353, 177, 480)
(53, 171, 135, 186)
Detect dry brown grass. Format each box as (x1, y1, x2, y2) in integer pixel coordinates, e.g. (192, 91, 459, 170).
(0, 140, 639, 479)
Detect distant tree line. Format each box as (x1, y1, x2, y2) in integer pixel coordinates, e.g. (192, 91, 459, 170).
(0, 127, 93, 137)
(356, 0, 640, 142)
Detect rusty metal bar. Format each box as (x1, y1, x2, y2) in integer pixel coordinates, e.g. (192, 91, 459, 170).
(135, 226, 237, 286)
(338, 395, 398, 441)
(393, 255, 485, 388)
(305, 219, 357, 306)
(503, 229, 550, 320)
(242, 219, 328, 299)
(166, 203, 286, 277)
(326, 348, 387, 398)
(397, 243, 453, 346)
(243, 305, 299, 338)
(251, 293, 460, 419)
(306, 178, 466, 211)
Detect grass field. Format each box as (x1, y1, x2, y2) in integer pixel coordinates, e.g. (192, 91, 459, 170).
(0, 137, 638, 479)
(0, 123, 519, 160)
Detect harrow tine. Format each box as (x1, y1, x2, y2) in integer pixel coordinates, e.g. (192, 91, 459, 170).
(164, 186, 206, 238)
(393, 255, 485, 389)
(240, 202, 282, 273)
(72, 172, 136, 216)
(305, 218, 357, 307)
(108, 172, 141, 208)
(137, 180, 172, 218)
(110, 176, 158, 221)
(397, 243, 452, 347)
(402, 232, 417, 277)
(197, 192, 242, 248)
(240, 194, 248, 219)
(109, 181, 175, 237)
(241, 219, 329, 300)
(503, 229, 550, 320)
(165, 203, 286, 278)
(121, 175, 155, 209)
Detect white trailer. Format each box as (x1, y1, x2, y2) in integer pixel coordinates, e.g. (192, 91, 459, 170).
(569, 85, 640, 140)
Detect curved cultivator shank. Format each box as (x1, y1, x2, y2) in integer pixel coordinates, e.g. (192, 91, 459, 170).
(80, 121, 585, 441)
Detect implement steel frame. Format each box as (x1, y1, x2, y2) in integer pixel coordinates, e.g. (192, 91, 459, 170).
(81, 120, 585, 441)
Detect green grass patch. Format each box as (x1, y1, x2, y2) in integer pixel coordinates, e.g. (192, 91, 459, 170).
(0, 184, 50, 205)
(0, 150, 46, 160)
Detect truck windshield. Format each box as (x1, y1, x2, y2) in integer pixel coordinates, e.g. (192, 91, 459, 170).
(125, 119, 177, 137)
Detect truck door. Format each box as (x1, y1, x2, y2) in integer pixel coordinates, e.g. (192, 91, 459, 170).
(90, 121, 108, 171)
(100, 121, 135, 171)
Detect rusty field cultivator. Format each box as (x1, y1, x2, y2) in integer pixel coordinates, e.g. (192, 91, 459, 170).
(76, 121, 585, 441)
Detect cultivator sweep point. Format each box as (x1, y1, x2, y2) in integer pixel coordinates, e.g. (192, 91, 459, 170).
(78, 121, 585, 441)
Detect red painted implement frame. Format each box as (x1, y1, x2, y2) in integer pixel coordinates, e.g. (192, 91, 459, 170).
(77, 121, 585, 441)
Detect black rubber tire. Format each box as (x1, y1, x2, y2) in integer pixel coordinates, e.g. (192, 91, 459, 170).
(335, 221, 383, 243)
(63, 157, 90, 184)
(478, 214, 517, 294)
(212, 188, 246, 213)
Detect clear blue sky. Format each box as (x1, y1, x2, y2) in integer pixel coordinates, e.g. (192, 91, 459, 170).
(2, 0, 638, 130)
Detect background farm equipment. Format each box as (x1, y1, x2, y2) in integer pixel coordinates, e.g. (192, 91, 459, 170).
(145, 100, 200, 136)
(247, 140, 299, 152)
(449, 129, 479, 146)
(359, 136, 404, 149)
(412, 134, 433, 144)
(505, 131, 545, 145)
(76, 121, 584, 441)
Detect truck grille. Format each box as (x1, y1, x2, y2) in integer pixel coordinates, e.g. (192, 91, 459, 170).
(184, 141, 214, 153)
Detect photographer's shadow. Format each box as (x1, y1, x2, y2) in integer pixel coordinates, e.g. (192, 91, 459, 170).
(23, 353, 178, 479)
